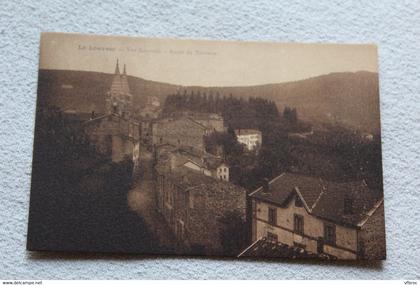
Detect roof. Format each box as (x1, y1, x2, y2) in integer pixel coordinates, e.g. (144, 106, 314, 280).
(155, 163, 215, 191)
(168, 145, 225, 170)
(83, 113, 139, 126)
(188, 112, 223, 121)
(312, 181, 383, 227)
(235, 129, 262, 136)
(250, 172, 383, 227)
(251, 173, 325, 209)
(155, 116, 208, 130)
(170, 111, 223, 121)
(238, 237, 336, 260)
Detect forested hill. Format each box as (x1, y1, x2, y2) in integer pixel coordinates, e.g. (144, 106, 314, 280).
(38, 69, 380, 133)
(179, 71, 380, 134)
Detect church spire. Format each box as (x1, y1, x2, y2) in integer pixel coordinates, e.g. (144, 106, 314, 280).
(115, 59, 120, 74)
(123, 64, 126, 75)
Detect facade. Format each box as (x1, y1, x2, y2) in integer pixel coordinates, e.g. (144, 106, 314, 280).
(84, 114, 139, 164)
(186, 112, 225, 132)
(152, 117, 211, 151)
(234, 129, 262, 151)
(155, 148, 246, 254)
(249, 173, 385, 260)
(139, 118, 154, 147)
(84, 60, 140, 166)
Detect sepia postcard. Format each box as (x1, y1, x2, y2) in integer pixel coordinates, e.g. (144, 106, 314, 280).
(27, 32, 386, 260)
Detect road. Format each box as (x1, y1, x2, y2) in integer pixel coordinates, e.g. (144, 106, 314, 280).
(127, 147, 176, 250)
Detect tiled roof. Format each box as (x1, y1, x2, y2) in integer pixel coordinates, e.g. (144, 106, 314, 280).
(250, 173, 325, 209)
(250, 172, 382, 227)
(172, 146, 225, 170)
(238, 237, 336, 260)
(312, 181, 383, 227)
(155, 164, 215, 190)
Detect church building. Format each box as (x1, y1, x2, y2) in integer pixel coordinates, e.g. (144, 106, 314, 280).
(84, 60, 140, 166)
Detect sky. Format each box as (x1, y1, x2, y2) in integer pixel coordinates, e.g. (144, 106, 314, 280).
(39, 32, 378, 87)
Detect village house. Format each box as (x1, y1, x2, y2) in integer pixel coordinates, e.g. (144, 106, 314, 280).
(157, 145, 230, 182)
(185, 112, 225, 132)
(246, 172, 385, 260)
(152, 113, 223, 151)
(83, 60, 140, 167)
(154, 146, 246, 254)
(234, 129, 262, 151)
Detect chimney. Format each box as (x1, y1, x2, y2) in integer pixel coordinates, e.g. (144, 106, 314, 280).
(90, 110, 95, 120)
(262, 178, 270, 193)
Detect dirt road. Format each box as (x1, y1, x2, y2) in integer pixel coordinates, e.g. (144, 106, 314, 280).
(127, 148, 175, 250)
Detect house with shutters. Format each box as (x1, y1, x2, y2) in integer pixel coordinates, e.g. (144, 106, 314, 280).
(246, 172, 385, 260)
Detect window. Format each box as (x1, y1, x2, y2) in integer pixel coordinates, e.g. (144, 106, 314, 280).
(268, 207, 277, 225)
(267, 232, 278, 242)
(324, 223, 336, 245)
(224, 168, 227, 173)
(344, 198, 353, 215)
(294, 214, 304, 235)
(295, 196, 303, 207)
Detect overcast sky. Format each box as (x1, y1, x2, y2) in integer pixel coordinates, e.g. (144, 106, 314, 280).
(40, 32, 378, 87)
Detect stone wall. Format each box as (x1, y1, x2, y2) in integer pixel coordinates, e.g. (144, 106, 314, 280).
(358, 202, 386, 259)
(156, 169, 247, 255)
(84, 115, 139, 163)
(152, 118, 207, 151)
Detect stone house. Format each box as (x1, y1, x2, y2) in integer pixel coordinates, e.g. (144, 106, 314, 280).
(186, 112, 225, 132)
(234, 129, 262, 151)
(84, 113, 140, 165)
(155, 150, 246, 255)
(248, 172, 385, 260)
(161, 145, 230, 182)
(152, 117, 211, 151)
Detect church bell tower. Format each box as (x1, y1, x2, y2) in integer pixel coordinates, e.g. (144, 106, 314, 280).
(105, 59, 133, 119)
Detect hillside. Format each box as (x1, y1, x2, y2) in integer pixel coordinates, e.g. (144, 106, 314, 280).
(181, 71, 380, 134)
(37, 69, 380, 133)
(37, 69, 180, 114)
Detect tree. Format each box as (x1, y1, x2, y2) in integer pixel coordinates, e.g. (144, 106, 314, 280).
(218, 210, 247, 256)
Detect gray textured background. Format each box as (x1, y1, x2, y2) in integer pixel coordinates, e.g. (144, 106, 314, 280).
(0, 0, 419, 280)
